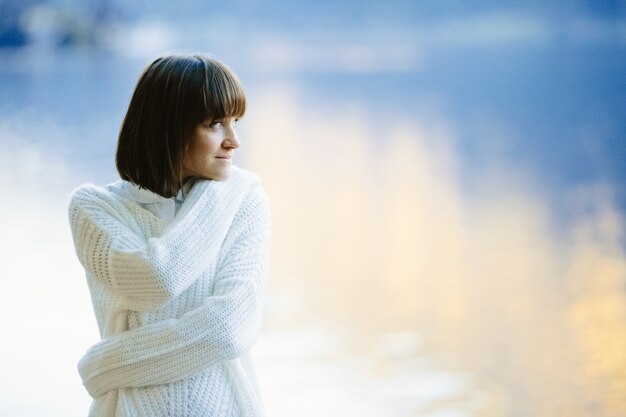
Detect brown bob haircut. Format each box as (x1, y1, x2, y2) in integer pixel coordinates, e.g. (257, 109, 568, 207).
(116, 53, 246, 197)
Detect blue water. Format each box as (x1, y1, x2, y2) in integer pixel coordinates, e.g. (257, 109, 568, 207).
(1, 4, 625, 415)
(1, 1, 625, 215)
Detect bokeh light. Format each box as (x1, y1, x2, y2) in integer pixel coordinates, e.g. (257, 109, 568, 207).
(1, 1, 625, 416)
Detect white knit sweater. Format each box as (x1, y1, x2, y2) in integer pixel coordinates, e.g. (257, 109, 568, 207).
(68, 166, 270, 417)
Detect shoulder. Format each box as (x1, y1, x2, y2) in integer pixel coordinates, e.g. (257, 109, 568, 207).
(67, 180, 128, 215)
(191, 165, 267, 209)
(68, 183, 105, 206)
(223, 167, 271, 229)
(235, 179, 271, 232)
(230, 166, 269, 211)
(187, 165, 261, 198)
(227, 165, 262, 188)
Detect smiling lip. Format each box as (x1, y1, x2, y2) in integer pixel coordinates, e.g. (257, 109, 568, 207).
(216, 156, 231, 159)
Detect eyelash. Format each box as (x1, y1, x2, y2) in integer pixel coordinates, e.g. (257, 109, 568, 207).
(210, 119, 239, 128)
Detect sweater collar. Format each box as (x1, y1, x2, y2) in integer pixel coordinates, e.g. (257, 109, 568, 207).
(125, 178, 195, 204)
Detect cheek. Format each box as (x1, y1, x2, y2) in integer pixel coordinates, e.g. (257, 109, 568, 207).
(196, 135, 220, 153)
(183, 146, 201, 169)
(187, 138, 216, 162)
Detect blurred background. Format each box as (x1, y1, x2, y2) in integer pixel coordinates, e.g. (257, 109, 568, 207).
(1, 0, 625, 416)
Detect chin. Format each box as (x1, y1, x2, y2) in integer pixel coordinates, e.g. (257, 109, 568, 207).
(208, 170, 230, 181)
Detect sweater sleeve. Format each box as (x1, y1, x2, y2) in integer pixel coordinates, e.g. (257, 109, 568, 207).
(68, 168, 258, 311)
(76, 184, 271, 398)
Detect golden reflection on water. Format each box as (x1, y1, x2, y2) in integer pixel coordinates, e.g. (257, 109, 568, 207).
(244, 89, 626, 416)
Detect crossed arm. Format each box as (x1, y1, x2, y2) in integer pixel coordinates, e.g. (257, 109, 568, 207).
(69, 178, 270, 399)
(68, 169, 258, 311)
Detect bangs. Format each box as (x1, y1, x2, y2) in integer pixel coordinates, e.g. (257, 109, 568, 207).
(201, 61, 246, 121)
(117, 53, 247, 198)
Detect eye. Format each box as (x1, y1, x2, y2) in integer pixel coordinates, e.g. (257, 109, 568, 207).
(209, 120, 223, 128)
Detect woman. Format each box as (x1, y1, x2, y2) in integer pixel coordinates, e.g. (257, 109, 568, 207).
(68, 54, 271, 417)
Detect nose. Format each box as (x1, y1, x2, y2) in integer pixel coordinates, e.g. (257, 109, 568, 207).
(223, 123, 240, 149)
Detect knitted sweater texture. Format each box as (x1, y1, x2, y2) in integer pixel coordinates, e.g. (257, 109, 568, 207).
(67, 166, 270, 417)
